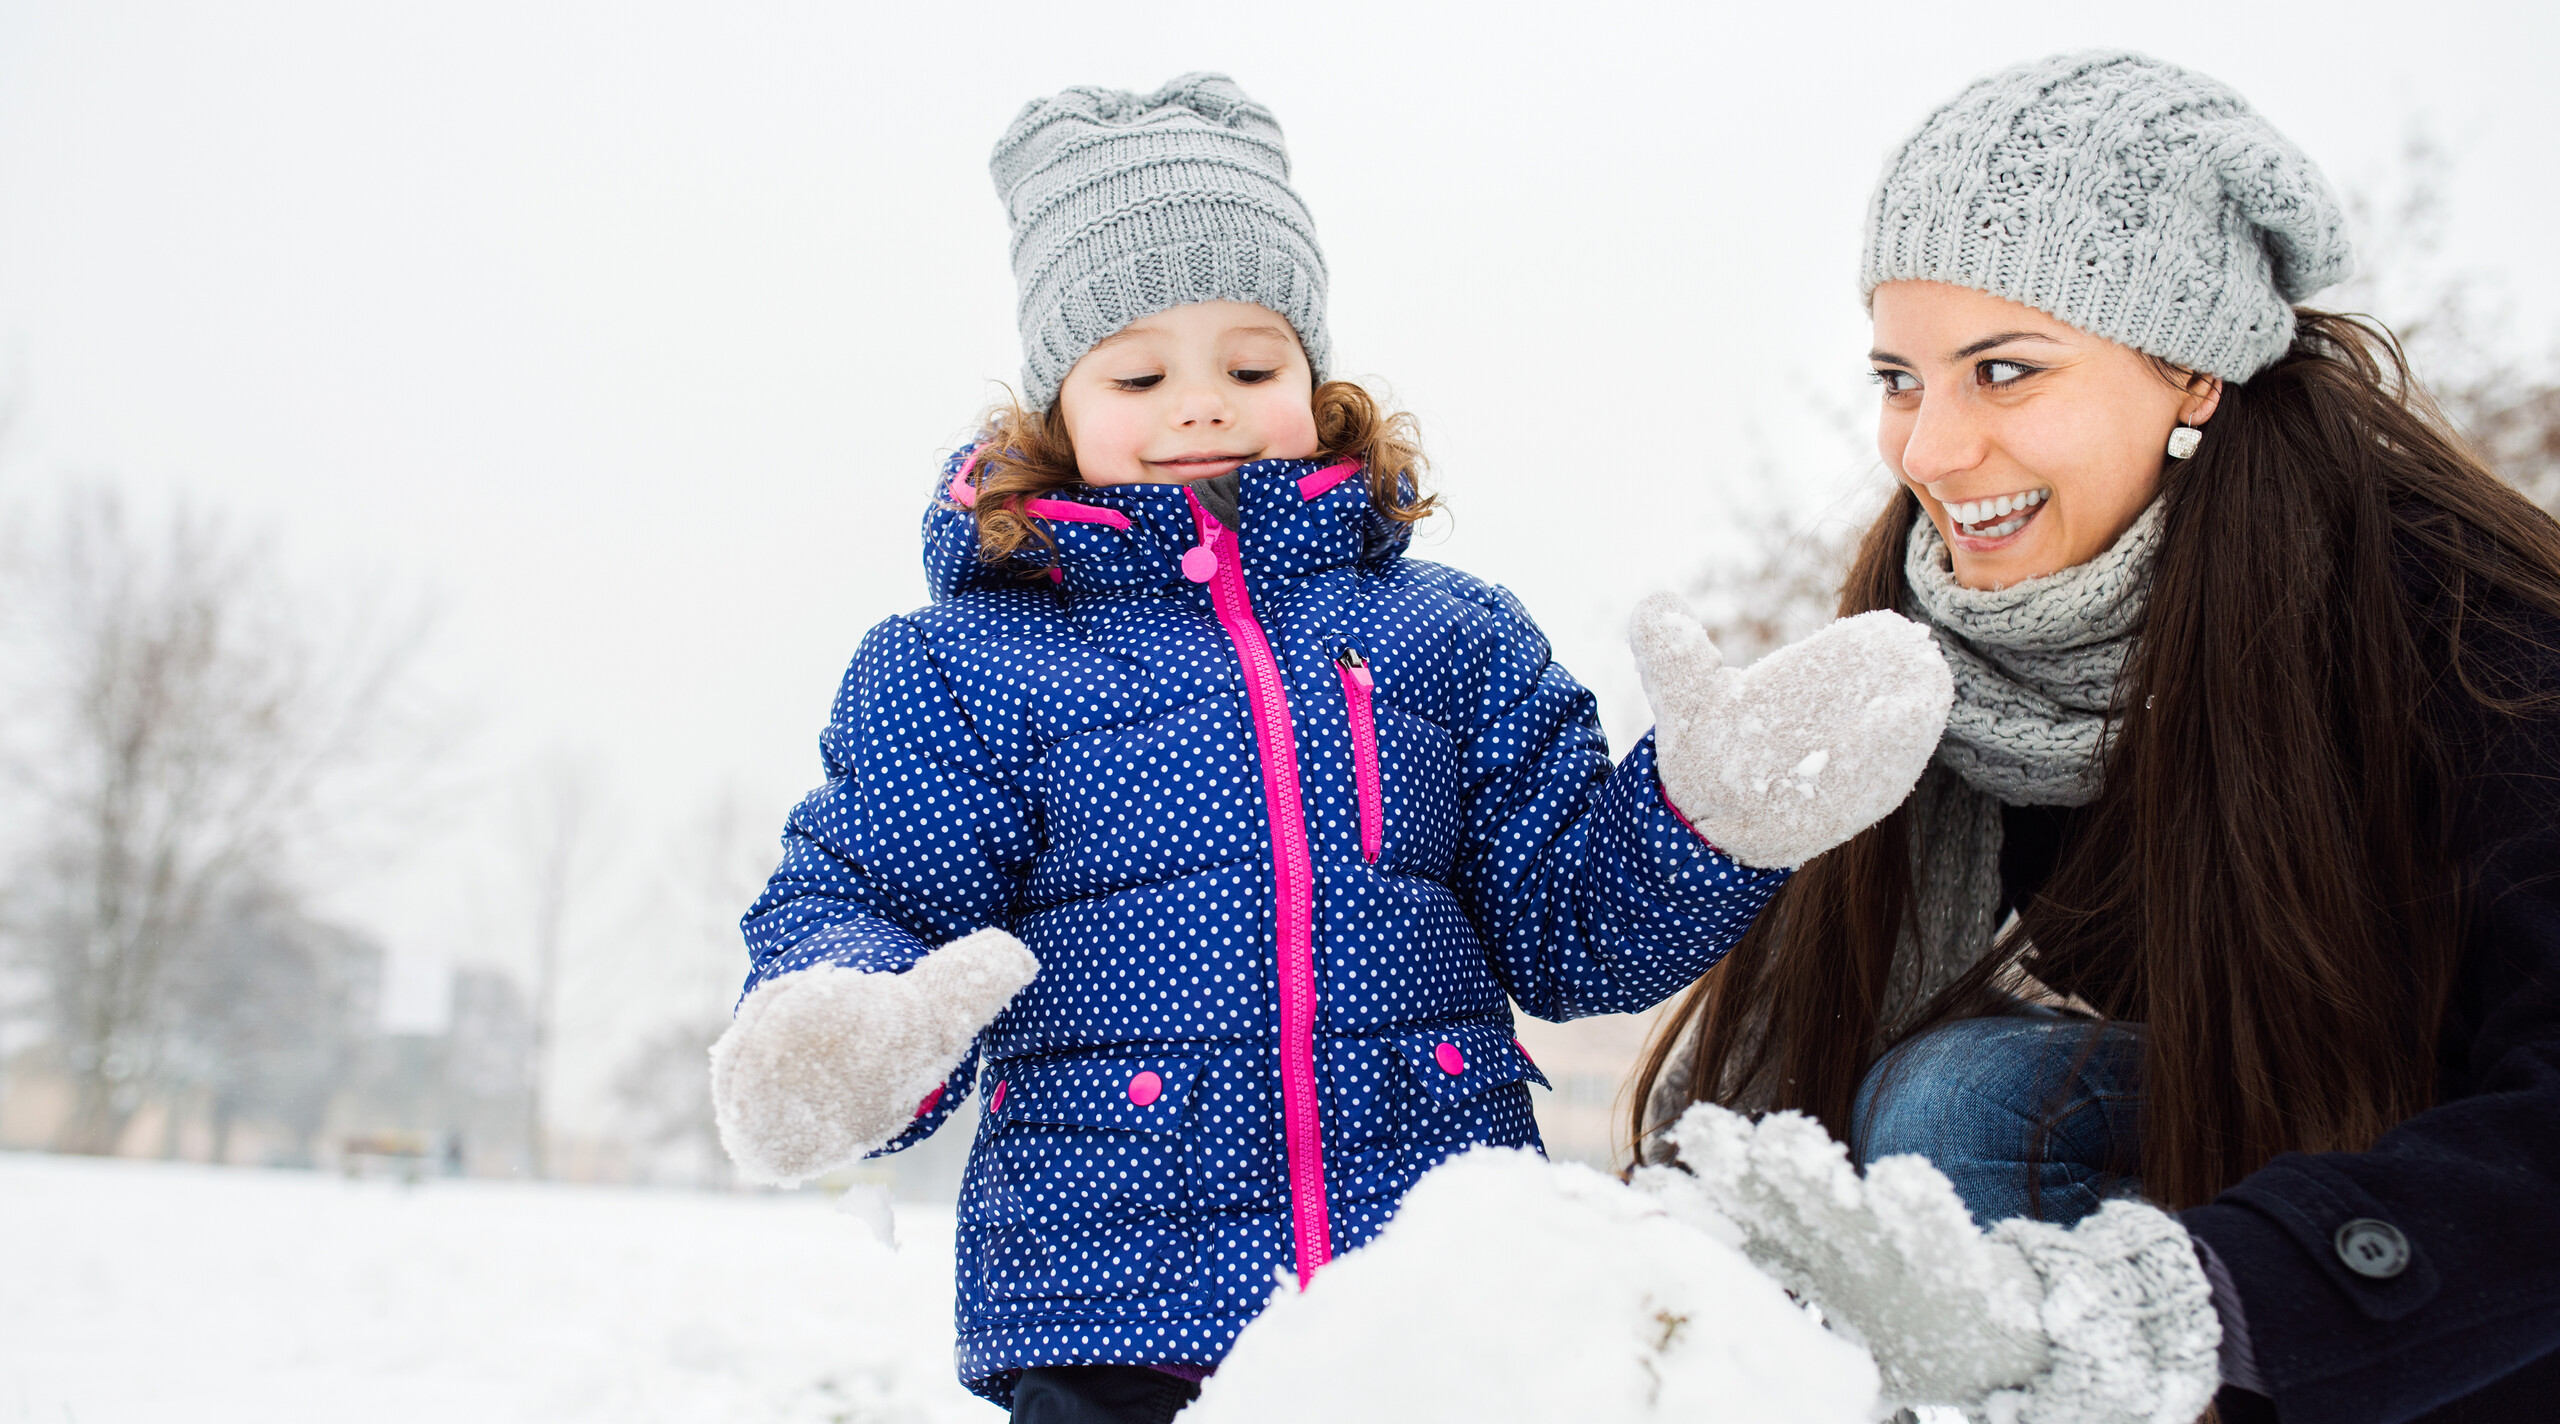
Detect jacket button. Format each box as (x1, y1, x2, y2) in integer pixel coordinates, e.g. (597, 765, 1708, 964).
(1180, 546, 1218, 582)
(1434, 1042, 1466, 1075)
(914, 1084, 945, 1119)
(1127, 1070, 1163, 1107)
(2335, 1219, 2411, 1278)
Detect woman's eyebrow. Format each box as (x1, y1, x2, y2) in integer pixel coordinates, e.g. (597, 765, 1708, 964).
(1953, 330, 2066, 359)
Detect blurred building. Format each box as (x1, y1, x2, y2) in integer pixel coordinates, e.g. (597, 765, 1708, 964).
(1514, 1004, 1672, 1172)
(0, 905, 545, 1180)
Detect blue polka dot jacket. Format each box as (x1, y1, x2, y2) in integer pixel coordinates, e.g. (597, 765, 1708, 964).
(740, 451, 1788, 1402)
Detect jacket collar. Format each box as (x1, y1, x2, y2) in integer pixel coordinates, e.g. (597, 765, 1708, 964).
(921, 447, 1411, 603)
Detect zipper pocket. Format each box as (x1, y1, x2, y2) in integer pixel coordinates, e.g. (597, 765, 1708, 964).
(1336, 648, 1384, 864)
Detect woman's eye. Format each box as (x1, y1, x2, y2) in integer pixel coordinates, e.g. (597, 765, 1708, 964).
(1229, 368, 1277, 385)
(1110, 374, 1163, 392)
(1871, 369, 1919, 395)
(1979, 360, 2036, 386)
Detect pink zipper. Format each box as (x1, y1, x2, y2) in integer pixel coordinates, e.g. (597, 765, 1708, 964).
(1186, 489, 1333, 1287)
(1336, 649, 1383, 864)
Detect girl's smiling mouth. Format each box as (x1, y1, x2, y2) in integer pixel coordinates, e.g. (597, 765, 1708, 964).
(1148, 452, 1255, 477)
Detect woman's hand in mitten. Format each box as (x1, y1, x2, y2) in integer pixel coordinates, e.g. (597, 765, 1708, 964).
(708, 927, 1038, 1186)
(1630, 595, 1951, 869)
(1637, 1104, 2222, 1424)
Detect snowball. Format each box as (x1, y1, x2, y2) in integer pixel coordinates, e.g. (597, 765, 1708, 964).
(1185, 1149, 1879, 1424)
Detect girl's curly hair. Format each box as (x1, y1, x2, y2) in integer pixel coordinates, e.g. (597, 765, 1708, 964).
(958, 381, 1437, 564)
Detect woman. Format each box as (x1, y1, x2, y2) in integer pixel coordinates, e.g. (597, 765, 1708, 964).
(1633, 52, 2560, 1424)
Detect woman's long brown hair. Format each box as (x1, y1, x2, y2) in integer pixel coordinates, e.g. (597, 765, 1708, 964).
(963, 381, 1436, 563)
(1630, 311, 2560, 1209)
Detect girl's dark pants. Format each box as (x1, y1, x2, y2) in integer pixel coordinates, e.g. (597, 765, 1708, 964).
(1010, 1365, 1202, 1424)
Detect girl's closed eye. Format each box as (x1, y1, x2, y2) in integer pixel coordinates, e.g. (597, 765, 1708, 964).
(1229, 367, 1279, 385)
(1109, 373, 1164, 391)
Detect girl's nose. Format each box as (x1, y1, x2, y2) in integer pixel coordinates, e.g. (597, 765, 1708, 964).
(1174, 379, 1231, 428)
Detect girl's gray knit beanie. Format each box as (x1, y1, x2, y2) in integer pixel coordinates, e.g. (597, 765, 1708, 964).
(1861, 50, 2354, 382)
(990, 73, 1328, 411)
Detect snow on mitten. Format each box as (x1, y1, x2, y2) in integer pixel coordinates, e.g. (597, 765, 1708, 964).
(708, 928, 1037, 1186)
(1631, 596, 1951, 869)
(1639, 1105, 2049, 1413)
(1639, 1104, 2220, 1424)
(1987, 1205, 2224, 1424)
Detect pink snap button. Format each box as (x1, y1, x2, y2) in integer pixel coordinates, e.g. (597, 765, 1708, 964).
(1127, 1070, 1163, 1106)
(914, 1084, 945, 1119)
(1434, 1042, 1466, 1075)
(989, 1080, 1008, 1114)
(1180, 545, 1218, 582)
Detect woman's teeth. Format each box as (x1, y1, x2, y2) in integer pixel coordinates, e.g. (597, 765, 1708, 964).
(1950, 488, 2048, 538)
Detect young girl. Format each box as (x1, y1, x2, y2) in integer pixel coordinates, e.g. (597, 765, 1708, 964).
(709, 73, 1949, 1421)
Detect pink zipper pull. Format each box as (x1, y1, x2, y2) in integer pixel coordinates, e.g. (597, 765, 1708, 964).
(1337, 648, 1384, 865)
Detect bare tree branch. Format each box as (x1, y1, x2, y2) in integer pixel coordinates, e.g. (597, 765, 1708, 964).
(0, 483, 434, 1153)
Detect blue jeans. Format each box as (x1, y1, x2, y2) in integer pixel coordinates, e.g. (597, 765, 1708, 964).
(1849, 1009, 2145, 1229)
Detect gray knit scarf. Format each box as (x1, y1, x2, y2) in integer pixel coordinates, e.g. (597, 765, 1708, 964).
(1884, 499, 2162, 1024)
(1642, 500, 2162, 1151)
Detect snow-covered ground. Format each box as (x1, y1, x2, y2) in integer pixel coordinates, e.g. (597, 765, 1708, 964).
(6, 1148, 1917, 1424)
(1, 1151, 996, 1424)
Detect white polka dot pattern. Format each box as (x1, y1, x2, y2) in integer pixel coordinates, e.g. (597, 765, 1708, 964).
(737, 450, 1788, 1404)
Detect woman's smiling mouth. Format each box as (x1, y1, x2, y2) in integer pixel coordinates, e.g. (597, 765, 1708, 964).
(1946, 488, 2050, 543)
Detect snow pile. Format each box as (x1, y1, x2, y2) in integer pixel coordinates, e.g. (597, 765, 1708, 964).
(1185, 1148, 1879, 1424)
(0, 1151, 996, 1424)
(1633, 597, 1952, 870)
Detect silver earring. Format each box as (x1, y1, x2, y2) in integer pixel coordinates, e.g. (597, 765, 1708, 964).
(2166, 426, 2203, 460)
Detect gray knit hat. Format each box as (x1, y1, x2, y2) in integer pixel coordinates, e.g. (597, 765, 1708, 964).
(990, 73, 1328, 410)
(1861, 51, 2353, 382)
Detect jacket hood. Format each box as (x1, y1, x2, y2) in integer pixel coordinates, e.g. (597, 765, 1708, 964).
(920, 445, 1415, 603)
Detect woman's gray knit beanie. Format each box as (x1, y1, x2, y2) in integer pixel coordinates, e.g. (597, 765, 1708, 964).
(1861, 50, 2354, 382)
(990, 73, 1328, 411)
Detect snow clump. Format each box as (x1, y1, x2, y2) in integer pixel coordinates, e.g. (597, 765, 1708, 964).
(1184, 1148, 1880, 1424)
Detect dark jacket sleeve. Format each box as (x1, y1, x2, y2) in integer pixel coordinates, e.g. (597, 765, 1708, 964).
(2182, 616, 2560, 1422)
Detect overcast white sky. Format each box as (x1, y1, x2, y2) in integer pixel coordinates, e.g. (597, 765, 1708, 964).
(4, 0, 2554, 1124)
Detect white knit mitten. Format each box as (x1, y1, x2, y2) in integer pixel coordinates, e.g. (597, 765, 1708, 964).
(1989, 1206, 2225, 1424)
(709, 928, 1038, 1186)
(1638, 1104, 2220, 1424)
(1631, 596, 1951, 869)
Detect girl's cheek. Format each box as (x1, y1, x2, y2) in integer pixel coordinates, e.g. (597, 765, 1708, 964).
(1071, 408, 1153, 484)
(1249, 387, 1321, 460)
